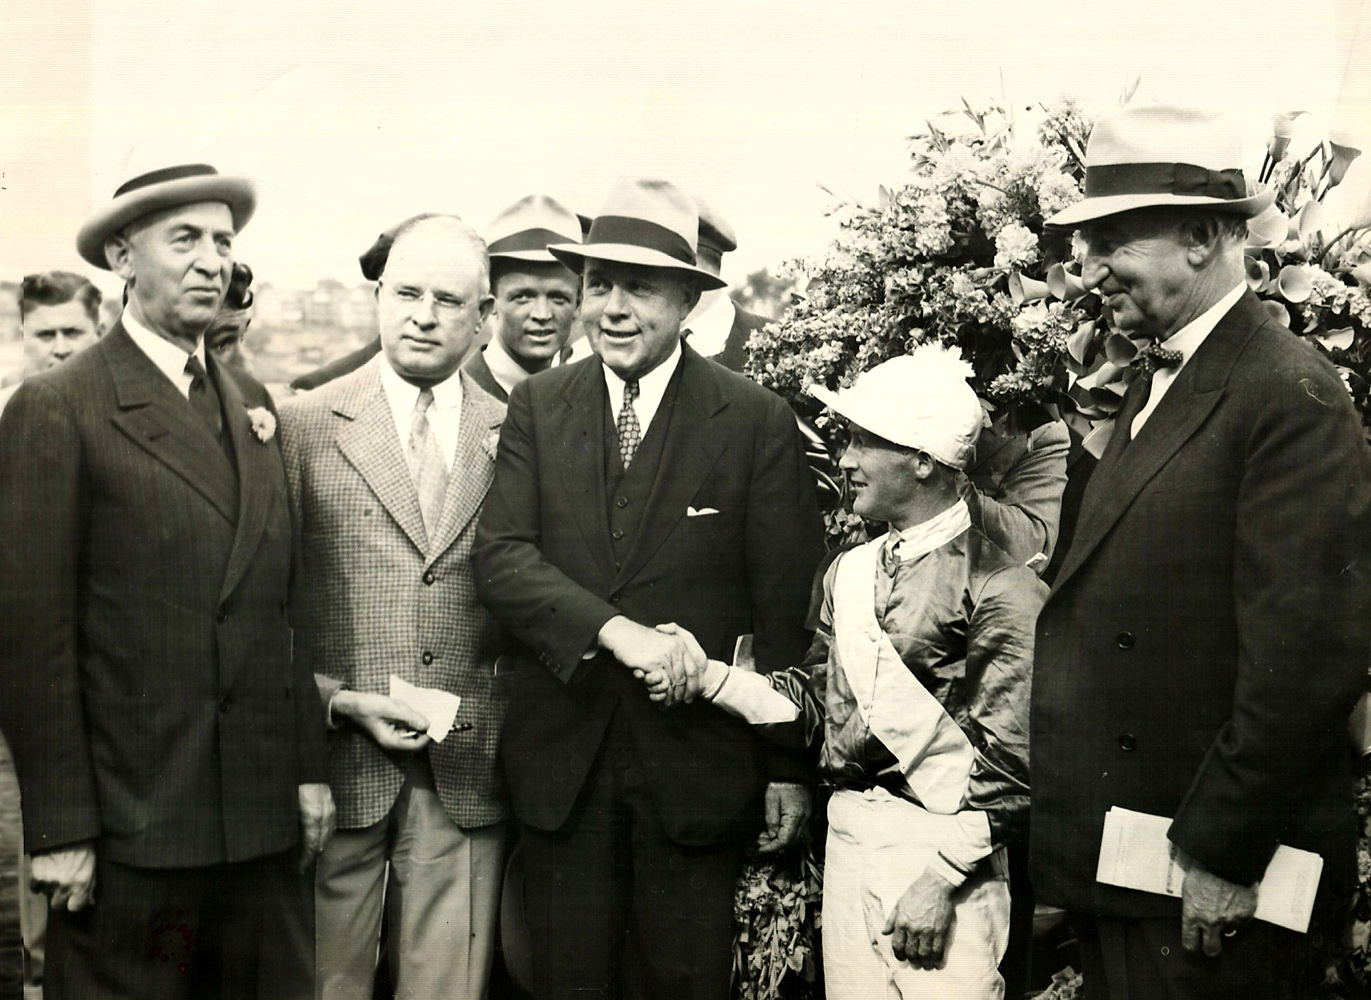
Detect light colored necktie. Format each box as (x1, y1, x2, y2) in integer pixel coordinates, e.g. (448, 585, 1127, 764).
(617, 379, 641, 469)
(408, 388, 448, 541)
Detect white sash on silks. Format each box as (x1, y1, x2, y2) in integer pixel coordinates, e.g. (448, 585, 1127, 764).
(831, 538, 975, 814)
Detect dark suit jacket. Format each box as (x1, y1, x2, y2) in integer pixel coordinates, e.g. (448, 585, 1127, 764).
(462, 347, 509, 403)
(473, 343, 824, 846)
(0, 323, 328, 869)
(289, 337, 382, 393)
(710, 304, 768, 374)
(1030, 291, 1371, 918)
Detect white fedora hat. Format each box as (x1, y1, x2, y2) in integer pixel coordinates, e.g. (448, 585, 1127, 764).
(77, 163, 256, 270)
(1046, 103, 1274, 228)
(808, 344, 984, 470)
(485, 194, 583, 263)
(549, 178, 727, 290)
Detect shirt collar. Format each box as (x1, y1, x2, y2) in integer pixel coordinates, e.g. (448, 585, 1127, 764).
(378, 353, 464, 412)
(483, 333, 535, 397)
(602, 337, 683, 399)
(885, 499, 972, 562)
(683, 291, 735, 356)
(122, 307, 207, 383)
(1159, 282, 1246, 366)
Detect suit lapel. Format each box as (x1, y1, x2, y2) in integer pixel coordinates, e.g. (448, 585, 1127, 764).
(424, 371, 507, 567)
(104, 323, 238, 524)
(1051, 294, 1263, 593)
(557, 361, 617, 584)
(334, 363, 429, 554)
(216, 361, 283, 604)
(613, 346, 729, 589)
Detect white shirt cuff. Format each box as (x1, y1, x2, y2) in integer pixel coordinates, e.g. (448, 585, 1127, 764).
(927, 809, 994, 888)
(709, 666, 800, 724)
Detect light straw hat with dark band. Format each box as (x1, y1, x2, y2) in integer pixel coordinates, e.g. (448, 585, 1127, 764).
(77, 163, 256, 270)
(484, 194, 583, 262)
(549, 178, 727, 290)
(1046, 103, 1274, 228)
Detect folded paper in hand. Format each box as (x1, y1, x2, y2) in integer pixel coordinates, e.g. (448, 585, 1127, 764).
(1095, 807, 1323, 933)
(389, 674, 461, 743)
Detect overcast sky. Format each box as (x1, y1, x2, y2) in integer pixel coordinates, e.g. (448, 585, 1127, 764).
(2, 0, 1368, 298)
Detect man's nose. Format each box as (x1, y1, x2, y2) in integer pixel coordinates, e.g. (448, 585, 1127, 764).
(1080, 252, 1108, 292)
(191, 237, 223, 279)
(838, 443, 857, 470)
(604, 285, 631, 319)
(529, 296, 553, 323)
(51, 334, 72, 357)
(411, 294, 438, 328)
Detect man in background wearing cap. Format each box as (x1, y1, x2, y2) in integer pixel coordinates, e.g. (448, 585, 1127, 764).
(1031, 104, 1371, 996)
(463, 195, 583, 403)
(281, 214, 511, 999)
(680, 195, 770, 373)
(474, 177, 823, 999)
(672, 345, 1044, 998)
(0, 164, 334, 998)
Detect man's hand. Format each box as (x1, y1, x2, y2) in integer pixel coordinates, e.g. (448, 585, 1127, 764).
(31, 841, 97, 912)
(598, 616, 704, 707)
(882, 867, 957, 969)
(1179, 853, 1258, 957)
(297, 782, 336, 873)
(756, 782, 812, 853)
(331, 691, 431, 751)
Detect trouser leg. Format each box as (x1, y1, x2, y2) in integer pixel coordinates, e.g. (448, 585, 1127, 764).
(314, 816, 390, 1000)
(386, 759, 505, 999)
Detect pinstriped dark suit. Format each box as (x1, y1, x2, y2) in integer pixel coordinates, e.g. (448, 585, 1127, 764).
(0, 321, 327, 997)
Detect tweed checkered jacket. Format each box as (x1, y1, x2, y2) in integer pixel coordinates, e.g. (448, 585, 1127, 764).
(281, 358, 509, 831)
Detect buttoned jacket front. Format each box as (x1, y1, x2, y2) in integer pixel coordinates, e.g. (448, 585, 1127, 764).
(281, 359, 509, 830)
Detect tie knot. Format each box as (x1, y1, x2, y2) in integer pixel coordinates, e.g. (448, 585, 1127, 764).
(623, 379, 640, 404)
(184, 353, 208, 381)
(1132, 341, 1183, 376)
(414, 387, 435, 415)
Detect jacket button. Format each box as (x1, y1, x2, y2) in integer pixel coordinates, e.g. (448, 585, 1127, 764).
(423, 570, 435, 585)
(609, 594, 621, 604)
(422, 651, 434, 665)
(220, 696, 233, 714)
(616, 497, 629, 508)
(1119, 733, 1137, 751)
(612, 528, 624, 540)
(1116, 631, 1135, 650)
(216, 610, 229, 624)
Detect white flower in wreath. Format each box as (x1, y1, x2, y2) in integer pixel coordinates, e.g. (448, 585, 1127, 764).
(246, 406, 277, 443)
(482, 428, 500, 460)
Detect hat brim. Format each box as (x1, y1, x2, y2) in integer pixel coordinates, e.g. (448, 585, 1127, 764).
(489, 248, 564, 263)
(548, 243, 727, 291)
(1045, 188, 1275, 228)
(809, 385, 922, 451)
(77, 175, 256, 270)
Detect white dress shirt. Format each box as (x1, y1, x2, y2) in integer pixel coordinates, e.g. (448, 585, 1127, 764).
(1131, 282, 1245, 438)
(122, 309, 209, 400)
(683, 290, 735, 359)
(603, 338, 683, 435)
(377, 356, 464, 472)
(483, 334, 534, 399)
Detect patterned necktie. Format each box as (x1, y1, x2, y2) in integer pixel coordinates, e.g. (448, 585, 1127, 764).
(617, 379, 642, 469)
(878, 533, 902, 577)
(1131, 340, 1183, 376)
(184, 354, 226, 445)
(408, 388, 449, 541)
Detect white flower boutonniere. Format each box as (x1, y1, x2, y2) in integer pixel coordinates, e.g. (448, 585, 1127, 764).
(482, 428, 500, 461)
(246, 407, 277, 443)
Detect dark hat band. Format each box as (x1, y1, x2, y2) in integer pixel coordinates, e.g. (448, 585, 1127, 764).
(586, 215, 696, 265)
(489, 228, 572, 255)
(1084, 162, 1248, 202)
(114, 163, 219, 198)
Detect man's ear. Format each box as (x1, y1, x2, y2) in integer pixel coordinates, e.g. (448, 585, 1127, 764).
(680, 282, 702, 318)
(104, 234, 135, 281)
(478, 294, 495, 323)
(910, 449, 941, 482)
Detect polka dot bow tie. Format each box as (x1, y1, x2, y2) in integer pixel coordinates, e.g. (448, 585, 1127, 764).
(1131, 341, 1183, 376)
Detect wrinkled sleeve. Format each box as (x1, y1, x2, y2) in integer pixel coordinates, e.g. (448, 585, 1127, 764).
(965, 420, 1069, 573)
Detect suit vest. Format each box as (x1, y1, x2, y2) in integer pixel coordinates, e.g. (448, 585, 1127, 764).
(603, 365, 683, 569)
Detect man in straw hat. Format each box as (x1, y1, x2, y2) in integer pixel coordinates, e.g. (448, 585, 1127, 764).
(0, 163, 334, 997)
(664, 344, 1045, 998)
(1031, 103, 1371, 996)
(463, 194, 583, 402)
(473, 177, 824, 999)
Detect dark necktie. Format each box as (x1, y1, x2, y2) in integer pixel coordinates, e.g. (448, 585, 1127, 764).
(617, 380, 642, 469)
(184, 354, 226, 445)
(1131, 340, 1183, 376)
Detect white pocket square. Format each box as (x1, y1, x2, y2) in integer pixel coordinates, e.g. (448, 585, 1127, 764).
(686, 506, 720, 517)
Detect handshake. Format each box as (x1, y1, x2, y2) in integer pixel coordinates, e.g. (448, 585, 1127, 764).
(596, 616, 727, 708)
